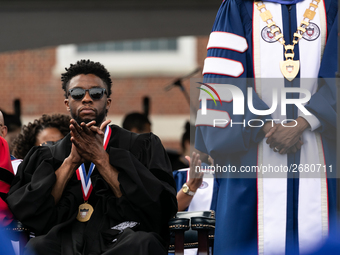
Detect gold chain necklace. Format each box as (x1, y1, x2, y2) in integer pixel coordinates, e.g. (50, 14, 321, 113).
(256, 0, 320, 81)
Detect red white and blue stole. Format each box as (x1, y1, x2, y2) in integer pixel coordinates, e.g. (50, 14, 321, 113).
(76, 126, 111, 201)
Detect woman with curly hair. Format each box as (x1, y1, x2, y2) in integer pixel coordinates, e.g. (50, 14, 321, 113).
(12, 114, 71, 160)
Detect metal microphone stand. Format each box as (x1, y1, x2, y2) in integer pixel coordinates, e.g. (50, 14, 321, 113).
(164, 67, 201, 113)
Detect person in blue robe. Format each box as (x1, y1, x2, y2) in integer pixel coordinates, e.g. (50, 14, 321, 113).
(195, 0, 338, 254)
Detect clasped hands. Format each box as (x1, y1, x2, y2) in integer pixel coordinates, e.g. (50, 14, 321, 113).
(262, 117, 310, 154)
(69, 119, 111, 166)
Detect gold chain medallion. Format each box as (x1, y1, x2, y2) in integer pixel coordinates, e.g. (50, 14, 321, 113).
(280, 59, 300, 81)
(256, 0, 320, 81)
(76, 202, 94, 222)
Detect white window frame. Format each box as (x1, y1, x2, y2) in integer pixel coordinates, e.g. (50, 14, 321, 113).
(53, 36, 197, 77)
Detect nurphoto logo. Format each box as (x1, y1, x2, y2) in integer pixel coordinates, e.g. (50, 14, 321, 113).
(197, 82, 312, 128)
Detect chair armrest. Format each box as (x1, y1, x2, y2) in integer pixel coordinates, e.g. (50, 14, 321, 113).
(168, 218, 190, 231)
(191, 217, 215, 231)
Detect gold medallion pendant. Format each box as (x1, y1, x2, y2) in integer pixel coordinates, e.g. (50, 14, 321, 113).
(76, 202, 94, 222)
(256, 1, 320, 81)
(280, 60, 300, 81)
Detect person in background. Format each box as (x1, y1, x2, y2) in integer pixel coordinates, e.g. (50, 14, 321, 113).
(175, 152, 216, 212)
(0, 111, 8, 138)
(0, 113, 22, 255)
(195, 0, 338, 254)
(1, 110, 22, 154)
(12, 114, 71, 160)
(0, 111, 21, 176)
(168, 121, 194, 171)
(0, 120, 14, 228)
(122, 112, 152, 134)
(172, 151, 217, 255)
(171, 121, 217, 255)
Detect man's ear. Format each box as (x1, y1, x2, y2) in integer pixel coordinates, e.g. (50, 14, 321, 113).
(106, 98, 112, 111)
(0, 125, 8, 138)
(64, 99, 70, 112)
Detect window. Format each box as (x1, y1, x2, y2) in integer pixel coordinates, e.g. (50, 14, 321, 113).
(77, 38, 178, 52)
(54, 36, 196, 77)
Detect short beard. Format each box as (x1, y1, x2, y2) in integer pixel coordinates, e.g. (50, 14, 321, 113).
(73, 108, 107, 126)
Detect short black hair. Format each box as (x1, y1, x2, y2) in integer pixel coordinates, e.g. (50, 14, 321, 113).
(181, 121, 195, 151)
(12, 114, 71, 159)
(61, 59, 112, 98)
(122, 112, 151, 133)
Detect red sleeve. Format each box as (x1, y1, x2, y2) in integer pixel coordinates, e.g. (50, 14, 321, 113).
(0, 137, 14, 173)
(0, 136, 14, 226)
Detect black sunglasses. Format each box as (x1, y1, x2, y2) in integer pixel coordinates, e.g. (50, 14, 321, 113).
(68, 88, 107, 100)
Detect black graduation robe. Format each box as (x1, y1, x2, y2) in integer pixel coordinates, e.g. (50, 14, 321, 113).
(7, 125, 177, 254)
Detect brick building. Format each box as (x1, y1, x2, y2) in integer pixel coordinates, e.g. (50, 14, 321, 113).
(0, 36, 208, 152)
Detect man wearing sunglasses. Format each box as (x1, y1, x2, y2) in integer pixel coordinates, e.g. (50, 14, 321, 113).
(7, 59, 177, 255)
